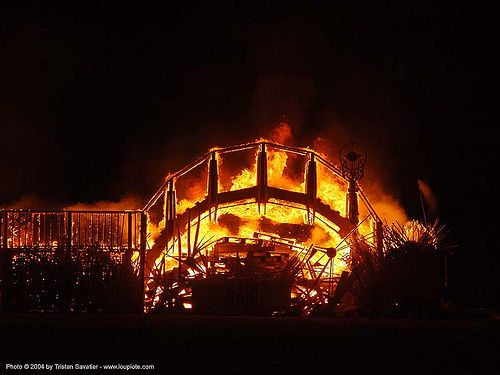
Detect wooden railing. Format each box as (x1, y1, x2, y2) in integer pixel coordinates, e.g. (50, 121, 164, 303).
(0, 210, 143, 251)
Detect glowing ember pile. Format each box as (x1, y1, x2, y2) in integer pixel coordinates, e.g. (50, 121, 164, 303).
(142, 138, 400, 315)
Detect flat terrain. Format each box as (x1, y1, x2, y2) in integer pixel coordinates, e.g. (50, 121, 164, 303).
(1, 314, 499, 373)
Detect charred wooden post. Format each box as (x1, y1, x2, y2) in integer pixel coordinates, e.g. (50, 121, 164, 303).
(339, 142, 366, 227)
(306, 152, 317, 224)
(122, 211, 133, 265)
(208, 151, 219, 222)
(140, 211, 147, 312)
(177, 222, 182, 280)
(339, 142, 367, 268)
(256, 143, 268, 215)
(128, 212, 133, 250)
(347, 178, 359, 226)
(346, 178, 360, 267)
(187, 209, 191, 257)
(164, 179, 176, 237)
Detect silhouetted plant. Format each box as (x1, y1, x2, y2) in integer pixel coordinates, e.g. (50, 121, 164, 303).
(347, 220, 451, 318)
(0, 246, 142, 312)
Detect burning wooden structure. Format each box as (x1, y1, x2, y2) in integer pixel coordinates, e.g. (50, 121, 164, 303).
(143, 141, 386, 315)
(1, 139, 410, 315)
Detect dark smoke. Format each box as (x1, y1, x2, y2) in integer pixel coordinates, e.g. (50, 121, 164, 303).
(217, 213, 246, 235)
(258, 217, 313, 243)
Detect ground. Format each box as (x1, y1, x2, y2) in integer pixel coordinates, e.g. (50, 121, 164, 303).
(1, 314, 499, 373)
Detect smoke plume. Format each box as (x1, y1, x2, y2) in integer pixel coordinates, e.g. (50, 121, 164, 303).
(417, 179, 438, 219)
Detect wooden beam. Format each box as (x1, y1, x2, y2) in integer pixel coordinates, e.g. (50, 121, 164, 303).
(140, 211, 147, 312)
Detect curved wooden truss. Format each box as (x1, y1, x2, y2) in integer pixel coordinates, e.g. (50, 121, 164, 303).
(143, 141, 382, 270)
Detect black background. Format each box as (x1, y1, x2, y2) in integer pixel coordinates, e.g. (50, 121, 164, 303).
(0, 2, 497, 308)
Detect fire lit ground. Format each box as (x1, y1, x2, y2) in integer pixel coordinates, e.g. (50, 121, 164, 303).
(0, 136, 447, 317)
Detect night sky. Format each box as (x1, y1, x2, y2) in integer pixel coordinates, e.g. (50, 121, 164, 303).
(0, 2, 497, 307)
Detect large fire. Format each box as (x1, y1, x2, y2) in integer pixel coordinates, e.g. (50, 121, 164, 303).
(0, 125, 437, 316)
(142, 132, 405, 315)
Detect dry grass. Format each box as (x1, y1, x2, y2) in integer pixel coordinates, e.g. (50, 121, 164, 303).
(346, 220, 451, 318)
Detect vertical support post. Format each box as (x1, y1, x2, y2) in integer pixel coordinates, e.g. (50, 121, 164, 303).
(305, 153, 317, 224)
(164, 179, 176, 237)
(187, 209, 191, 257)
(256, 143, 268, 215)
(208, 151, 219, 222)
(66, 211, 72, 251)
(347, 178, 359, 226)
(177, 223, 182, 280)
(346, 179, 360, 268)
(139, 211, 147, 313)
(127, 212, 133, 250)
(375, 219, 384, 256)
